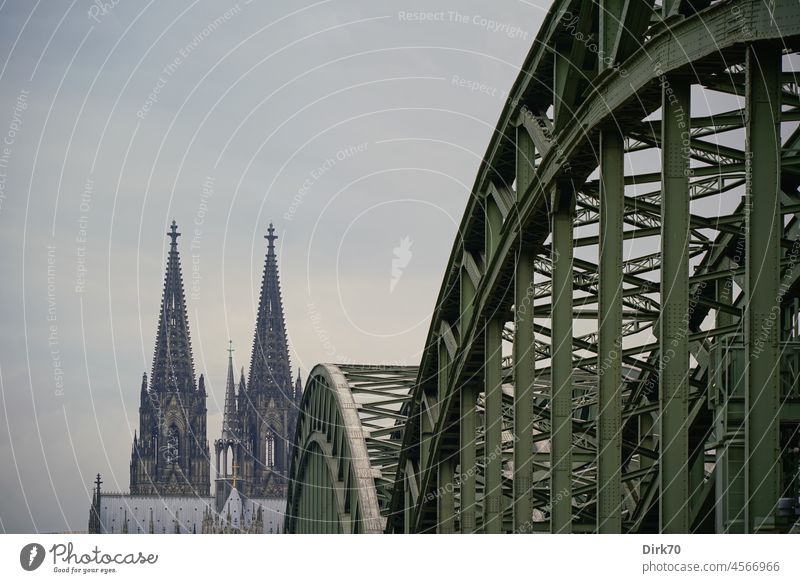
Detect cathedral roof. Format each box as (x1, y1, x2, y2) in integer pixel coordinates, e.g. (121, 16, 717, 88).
(151, 221, 196, 392)
(222, 487, 244, 528)
(248, 223, 292, 395)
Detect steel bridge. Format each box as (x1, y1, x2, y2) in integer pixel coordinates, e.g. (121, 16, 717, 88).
(286, 0, 800, 534)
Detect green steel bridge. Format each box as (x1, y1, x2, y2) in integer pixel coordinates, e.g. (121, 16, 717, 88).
(285, 0, 800, 534)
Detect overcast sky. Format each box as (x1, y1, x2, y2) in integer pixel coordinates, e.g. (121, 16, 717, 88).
(0, 0, 546, 532)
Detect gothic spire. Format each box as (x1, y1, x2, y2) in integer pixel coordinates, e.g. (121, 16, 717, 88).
(151, 220, 196, 392)
(222, 341, 239, 441)
(248, 223, 292, 394)
(140, 373, 148, 402)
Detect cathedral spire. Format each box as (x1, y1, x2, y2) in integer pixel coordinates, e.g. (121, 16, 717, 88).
(294, 368, 302, 401)
(151, 220, 196, 392)
(248, 223, 291, 395)
(222, 341, 239, 441)
(139, 373, 148, 408)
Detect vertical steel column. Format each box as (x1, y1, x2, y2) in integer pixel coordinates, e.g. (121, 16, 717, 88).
(551, 183, 574, 533)
(513, 251, 534, 532)
(597, 128, 624, 533)
(597, 0, 625, 535)
(314, 451, 321, 532)
(334, 482, 341, 534)
(420, 395, 434, 479)
(437, 339, 456, 533)
(332, 467, 339, 533)
(513, 122, 536, 532)
(300, 465, 307, 533)
(460, 263, 478, 533)
(745, 42, 782, 533)
(484, 317, 503, 533)
(659, 75, 690, 533)
(484, 195, 504, 533)
(325, 463, 332, 533)
(713, 270, 746, 533)
(309, 451, 316, 532)
(404, 475, 413, 534)
(320, 459, 327, 532)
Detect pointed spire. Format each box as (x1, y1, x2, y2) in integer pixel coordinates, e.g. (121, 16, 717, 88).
(237, 367, 247, 418)
(294, 368, 302, 401)
(222, 341, 240, 441)
(151, 220, 196, 392)
(249, 223, 292, 395)
(198, 373, 206, 396)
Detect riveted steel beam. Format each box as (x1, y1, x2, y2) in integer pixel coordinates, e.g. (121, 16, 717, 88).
(484, 192, 505, 533)
(437, 340, 456, 533)
(745, 42, 782, 533)
(484, 317, 504, 533)
(597, 127, 624, 533)
(460, 262, 479, 533)
(659, 75, 691, 533)
(513, 122, 537, 533)
(379, 0, 800, 535)
(551, 182, 575, 533)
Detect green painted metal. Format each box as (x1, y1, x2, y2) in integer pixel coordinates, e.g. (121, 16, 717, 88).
(596, 7, 627, 535)
(437, 340, 456, 533)
(745, 42, 782, 533)
(286, 0, 800, 536)
(285, 365, 415, 533)
(711, 271, 746, 533)
(513, 123, 536, 532)
(459, 264, 479, 533)
(597, 128, 624, 533)
(483, 194, 505, 534)
(551, 184, 574, 534)
(484, 318, 503, 533)
(659, 75, 691, 533)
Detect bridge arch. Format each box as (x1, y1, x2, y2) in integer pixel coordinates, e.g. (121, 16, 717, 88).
(386, 0, 800, 534)
(287, 0, 800, 534)
(285, 364, 415, 533)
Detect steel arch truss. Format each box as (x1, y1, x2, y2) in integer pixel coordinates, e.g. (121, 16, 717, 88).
(387, 0, 800, 534)
(285, 364, 415, 533)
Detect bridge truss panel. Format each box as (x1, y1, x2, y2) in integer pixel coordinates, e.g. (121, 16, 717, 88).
(386, 0, 800, 534)
(285, 364, 416, 533)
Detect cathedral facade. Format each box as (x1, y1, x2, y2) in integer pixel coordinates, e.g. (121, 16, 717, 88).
(130, 222, 211, 497)
(89, 221, 300, 534)
(215, 223, 301, 503)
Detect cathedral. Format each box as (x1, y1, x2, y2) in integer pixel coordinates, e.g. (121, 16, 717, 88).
(214, 223, 301, 504)
(88, 220, 300, 534)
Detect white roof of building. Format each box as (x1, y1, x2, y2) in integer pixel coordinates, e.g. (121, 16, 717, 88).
(98, 493, 287, 534)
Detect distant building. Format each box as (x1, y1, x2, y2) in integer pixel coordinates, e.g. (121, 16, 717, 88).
(89, 221, 300, 534)
(215, 223, 301, 501)
(88, 474, 286, 534)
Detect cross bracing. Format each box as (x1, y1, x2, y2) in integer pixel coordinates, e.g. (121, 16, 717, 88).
(286, 0, 800, 534)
